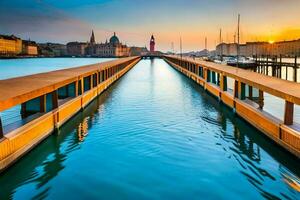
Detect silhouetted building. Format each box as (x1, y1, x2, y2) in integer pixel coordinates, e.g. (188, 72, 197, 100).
(150, 35, 155, 52)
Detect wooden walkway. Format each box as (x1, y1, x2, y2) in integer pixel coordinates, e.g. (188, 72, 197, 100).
(0, 57, 137, 112)
(174, 56, 300, 105)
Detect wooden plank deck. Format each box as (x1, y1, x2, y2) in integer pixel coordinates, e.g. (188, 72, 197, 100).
(167, 55, 300, 105)
(0, 57, 138, 112)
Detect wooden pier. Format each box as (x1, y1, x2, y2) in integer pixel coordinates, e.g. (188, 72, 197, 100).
(164, 55, 300, 158)
(0, 55, 299, 172)
(0, 57, 140, 171)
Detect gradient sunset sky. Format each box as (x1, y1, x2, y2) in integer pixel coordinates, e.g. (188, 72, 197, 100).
(1, 0, 300, 52)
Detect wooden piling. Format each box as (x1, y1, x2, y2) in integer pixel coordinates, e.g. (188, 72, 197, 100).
(0, 116, 3, 138)
(220, 74, 227, 91)
(248, 85, 253, 100)
(234, 80, 239, 98)
(52, 90, 58, 109)
(284, 101, 294, 125)
(39, 95, 46, 113)
(258, 90, 264, 109)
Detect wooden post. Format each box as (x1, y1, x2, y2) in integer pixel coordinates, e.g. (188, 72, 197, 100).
(284, 101, 294, 125)
(238, 82, 246, 100)
(286, 66, 288, 80)
(52, 90, 58, 109)
(39, 95, 46, 113)
(21, 102, 26, 118)
(258, 90, 264, 109)
(0, 116, 3, 138)
(90, 75, 93, 89)
(220, 74, 227, 91)
(248, 85, 253, 100)
(80, 78, 84, 94)
(294, 56, 297, 82)
(279, 54, 282, 79)
(234, 80, 239, 98)
(75, 80, 79, 96)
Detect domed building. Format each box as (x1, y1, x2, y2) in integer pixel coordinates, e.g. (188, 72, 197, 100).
(85, 31, 129, 57)
(109, 32, 120, 44)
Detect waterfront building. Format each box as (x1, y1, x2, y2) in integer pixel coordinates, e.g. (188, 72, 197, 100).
(0, 34, 22, 56)
(38, 43, 67, 57)
(150, 35, 155, 52)
(22, 40, 38, 56)
(217, 39, 300, 57)
(86, 32, 130, 57)
(129, 46, 149, 56)
(66, 42, 88, 56)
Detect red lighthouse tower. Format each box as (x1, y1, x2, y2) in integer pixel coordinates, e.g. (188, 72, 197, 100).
(150, 35, 155, 52)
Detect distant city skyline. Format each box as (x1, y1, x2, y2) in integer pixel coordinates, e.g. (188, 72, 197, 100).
(1, 0, 300, 52)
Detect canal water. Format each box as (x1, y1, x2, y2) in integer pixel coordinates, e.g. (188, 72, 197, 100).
(0, 58, 114, 80)
(0, 59, 299, 199)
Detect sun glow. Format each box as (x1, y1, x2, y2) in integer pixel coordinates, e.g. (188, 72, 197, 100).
(268, 40, 275, 44)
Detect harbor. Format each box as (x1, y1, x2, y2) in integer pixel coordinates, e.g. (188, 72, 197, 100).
(1, 0, 300, 199)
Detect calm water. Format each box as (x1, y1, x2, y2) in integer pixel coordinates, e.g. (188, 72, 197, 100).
(0, 58, 114, 80)
(0, 59, 299, 200)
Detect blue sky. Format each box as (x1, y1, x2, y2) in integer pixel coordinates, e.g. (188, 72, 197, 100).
(1, 0, 300, 51)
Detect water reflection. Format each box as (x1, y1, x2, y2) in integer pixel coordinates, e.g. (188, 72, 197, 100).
(178, 68, 300, 199)
(0, 92, 111, 199)
(77, 117, 90, 142)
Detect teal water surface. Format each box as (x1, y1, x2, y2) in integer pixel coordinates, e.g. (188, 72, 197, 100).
(0, 59, 299, 200)
(0, 58, 114, 80)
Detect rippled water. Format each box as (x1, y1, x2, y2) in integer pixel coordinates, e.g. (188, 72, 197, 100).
(0, 59, 299, 200)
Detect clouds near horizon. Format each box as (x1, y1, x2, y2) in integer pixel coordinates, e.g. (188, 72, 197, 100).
(1, 0, 300, 51)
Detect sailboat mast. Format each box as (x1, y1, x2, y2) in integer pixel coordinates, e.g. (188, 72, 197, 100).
(237, 14, 240, 68)
(219, 28, 223, 61)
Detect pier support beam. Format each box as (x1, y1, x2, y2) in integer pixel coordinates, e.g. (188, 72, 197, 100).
(90, 75, 93, 89)
(0, 116, 3, 138)
(248, 86, 253, 100)
(75, 80, 79, 96)
(238, 82, 246, 100)
(52, 90, 58, 109)
(220, 74, 227, 91)
(234, 80, 239, 98)
(258, 90, 264, 109)
(39, 95, 46, 113)
(284, 101, 294, 125)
